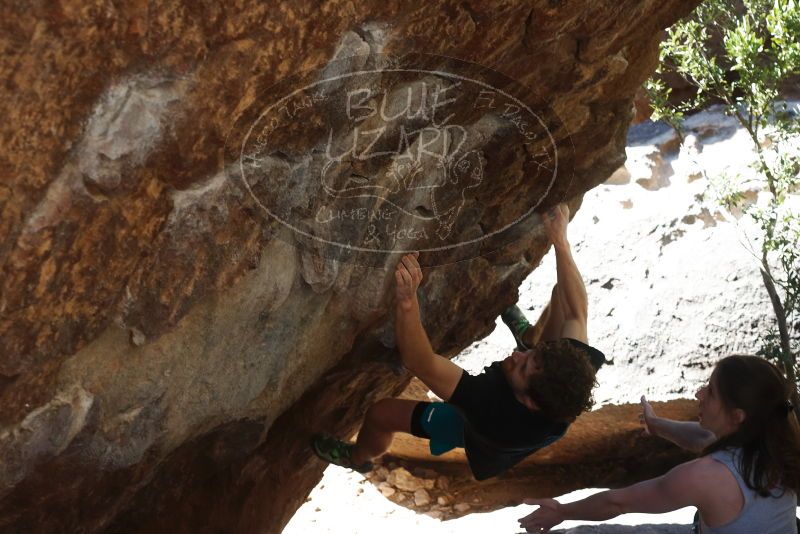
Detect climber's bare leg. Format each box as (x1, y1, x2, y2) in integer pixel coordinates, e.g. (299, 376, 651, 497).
(351, 398, 417, 465)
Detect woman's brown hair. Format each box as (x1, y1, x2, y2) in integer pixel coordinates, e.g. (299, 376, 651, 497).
(703, 355, 800, 495)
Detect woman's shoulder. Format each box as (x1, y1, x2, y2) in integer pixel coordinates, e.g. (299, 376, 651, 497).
(669, 455, 745, 514)
(695, 452, 735, 470)
(681, 454, 740, 485)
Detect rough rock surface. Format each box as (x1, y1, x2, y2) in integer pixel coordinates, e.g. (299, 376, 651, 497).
(0, 1, 700, 532)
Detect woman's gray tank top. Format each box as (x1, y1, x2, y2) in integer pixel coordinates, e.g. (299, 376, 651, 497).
(700, 448, 797, 534)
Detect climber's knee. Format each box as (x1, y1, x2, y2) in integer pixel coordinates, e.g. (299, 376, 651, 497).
(363, 398, 416, 434)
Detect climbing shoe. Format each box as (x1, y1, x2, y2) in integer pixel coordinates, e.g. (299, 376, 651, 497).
(501, 305, 532, 351)
(311, 434, 373, 473)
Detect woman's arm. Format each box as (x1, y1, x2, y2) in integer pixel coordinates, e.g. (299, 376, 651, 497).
(640, 396, 716, 453)
(519, 459, 711, 532)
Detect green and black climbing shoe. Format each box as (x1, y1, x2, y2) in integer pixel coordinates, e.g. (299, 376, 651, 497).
(311, 434, 373, 473)
(501, 305, 532, 351)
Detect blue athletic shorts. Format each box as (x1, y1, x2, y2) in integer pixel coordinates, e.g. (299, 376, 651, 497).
(409, 401, 465, 456)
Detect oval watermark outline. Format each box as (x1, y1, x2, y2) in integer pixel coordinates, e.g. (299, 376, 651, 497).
(235, 59, 568, 255)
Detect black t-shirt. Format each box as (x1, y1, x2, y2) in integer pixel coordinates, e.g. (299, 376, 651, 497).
(448, 361, 569, 481)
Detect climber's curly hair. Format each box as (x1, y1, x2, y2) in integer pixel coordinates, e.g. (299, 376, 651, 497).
(525, 338, 597, 423)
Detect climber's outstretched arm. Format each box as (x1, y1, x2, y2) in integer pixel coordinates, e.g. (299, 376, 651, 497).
(542, 204, 588, 344)
(395, 253, 463, 401)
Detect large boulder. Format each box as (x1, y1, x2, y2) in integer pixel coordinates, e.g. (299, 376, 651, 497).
(0, 1, 701, 532)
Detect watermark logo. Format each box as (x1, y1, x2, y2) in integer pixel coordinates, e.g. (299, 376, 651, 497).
(225, 53, 571, 265)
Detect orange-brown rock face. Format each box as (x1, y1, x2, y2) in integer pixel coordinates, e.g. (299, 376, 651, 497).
(0, 1, 701, 532)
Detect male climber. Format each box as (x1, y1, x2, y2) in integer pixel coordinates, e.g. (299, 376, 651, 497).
(312, 203, 607, 480)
